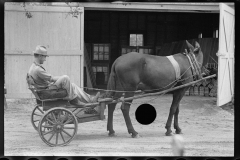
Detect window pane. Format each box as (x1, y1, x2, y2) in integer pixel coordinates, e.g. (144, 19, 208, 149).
(99, 52, 103, 60)
(103, 67, 107, 72)
(127, 48, 132, 53)
(105, 46, 109, 52)
(94, 44, 99, 52)
(144, 49, 148, 54)
(139, 48, 144, 54)
(137, 34, 143, 46)
(130, 34, 137, 46)
(104, 55, 109, 60)
(93, 52, 98, 60)
(149, 49, 152, 54)
(99, 45, 104, 52)
(97, 67, 102, 72)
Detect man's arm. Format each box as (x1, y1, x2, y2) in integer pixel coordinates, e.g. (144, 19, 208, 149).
(50, 76, 61, 83)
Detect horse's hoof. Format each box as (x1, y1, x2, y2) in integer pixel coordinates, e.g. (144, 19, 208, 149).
(108, 132, 116, 137)
(131, 133, 140, 138)
(165, 132, 173, 136)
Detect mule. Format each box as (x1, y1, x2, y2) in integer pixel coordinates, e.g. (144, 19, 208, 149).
(104, 40, 203, 137)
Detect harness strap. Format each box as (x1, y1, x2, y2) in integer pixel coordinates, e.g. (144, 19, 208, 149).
(192, 53, 202, 79)
(186, 54, 196, 75)
(166, 56, 181, 80)
(185, 53, 202, 80)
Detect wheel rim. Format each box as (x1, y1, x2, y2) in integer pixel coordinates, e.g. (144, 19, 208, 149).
(31, 105, 44, 131)
(38, 107, 78, 147)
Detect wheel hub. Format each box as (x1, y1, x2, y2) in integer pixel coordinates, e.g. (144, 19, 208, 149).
(53, 123, 63, 132)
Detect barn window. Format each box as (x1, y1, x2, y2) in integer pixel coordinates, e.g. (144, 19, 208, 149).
(93, 44, 110, 61)
(130, 34, 143, 46)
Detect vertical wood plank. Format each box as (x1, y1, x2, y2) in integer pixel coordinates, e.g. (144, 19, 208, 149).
(29, 12, 43, 49)
(4, 11, 10, 50)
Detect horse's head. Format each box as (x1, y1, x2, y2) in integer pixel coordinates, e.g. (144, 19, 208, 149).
(186, 40, 203, 67)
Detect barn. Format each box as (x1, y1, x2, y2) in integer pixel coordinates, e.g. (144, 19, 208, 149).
(4, 2, 234, 107)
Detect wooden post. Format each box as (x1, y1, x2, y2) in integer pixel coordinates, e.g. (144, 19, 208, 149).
(99, 102, 106, 120)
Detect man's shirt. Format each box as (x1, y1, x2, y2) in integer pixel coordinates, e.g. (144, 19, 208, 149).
(28, 62, 53, 88)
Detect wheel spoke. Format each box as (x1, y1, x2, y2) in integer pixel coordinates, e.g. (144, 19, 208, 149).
(46, 117, 55, 125)
(51, 112, 57, 122)
(57, 110, 61, 120)
(63, 119, 73, 125)
(43, 129, 54, 136)
(62, 129, 72, 137)
(60, 131, 65, 143)
(36, 106, 44, 114)
(56, 132, 59, 145)
(41, 124, 54, 128)
(60, 113, 68, 124)
(33, 119, 40, 123)
(34, 113, 42, 117)
(63, 126, 75, 129)
(43, 122, 46, 133)
(48, 131, 56, 142)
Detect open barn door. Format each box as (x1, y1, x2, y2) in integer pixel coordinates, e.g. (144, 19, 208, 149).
(5, 3, 84, 98)
(217, 3, 234, 106)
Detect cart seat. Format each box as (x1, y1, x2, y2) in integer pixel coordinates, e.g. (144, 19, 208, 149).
(26, 74, 68, 101)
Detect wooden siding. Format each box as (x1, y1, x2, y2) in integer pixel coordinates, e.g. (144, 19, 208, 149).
(5, 4, 84, 98)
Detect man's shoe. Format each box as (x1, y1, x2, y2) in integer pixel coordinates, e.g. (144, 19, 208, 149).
(91, 92, 100, 103)
(69, 97, 86, 107)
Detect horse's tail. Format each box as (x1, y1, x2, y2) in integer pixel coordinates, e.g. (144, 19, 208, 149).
(104, 61, 118, 98)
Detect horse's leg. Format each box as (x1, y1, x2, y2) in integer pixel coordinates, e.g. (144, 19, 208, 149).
(107, 92, 122, 137)
(174, 105, 182, 134)
(165, 88, 185, 136)
(107, 103, 117, 136)
(174, 88, 188, 134)
(121, 92, 139, 138)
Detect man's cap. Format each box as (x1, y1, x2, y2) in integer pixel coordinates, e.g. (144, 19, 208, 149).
(33, 45, 48, 56)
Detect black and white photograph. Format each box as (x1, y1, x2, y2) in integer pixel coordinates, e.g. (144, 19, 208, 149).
(4, 2, 234, 157)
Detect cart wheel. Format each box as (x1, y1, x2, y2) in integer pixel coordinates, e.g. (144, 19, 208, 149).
(31, 105, 44, 131)
(38, 107, 78, 147)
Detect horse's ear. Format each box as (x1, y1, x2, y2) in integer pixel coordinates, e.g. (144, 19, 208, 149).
(186, 40, 194, 52)
(195, 41, 200, 49)
(194, 41, 201, 52)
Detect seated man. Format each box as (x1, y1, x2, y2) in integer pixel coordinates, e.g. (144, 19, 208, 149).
(28, 45, 100, 106)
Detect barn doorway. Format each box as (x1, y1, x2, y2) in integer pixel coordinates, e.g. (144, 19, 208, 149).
(84, 10, 219, 89)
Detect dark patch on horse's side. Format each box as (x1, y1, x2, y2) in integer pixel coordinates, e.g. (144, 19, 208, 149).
(135, 104, 157, 125)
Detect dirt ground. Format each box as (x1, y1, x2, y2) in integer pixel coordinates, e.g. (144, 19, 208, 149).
(4, 94, 234, 156)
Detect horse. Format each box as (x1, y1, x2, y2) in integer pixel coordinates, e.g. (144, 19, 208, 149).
(103, 40, 203, 137)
